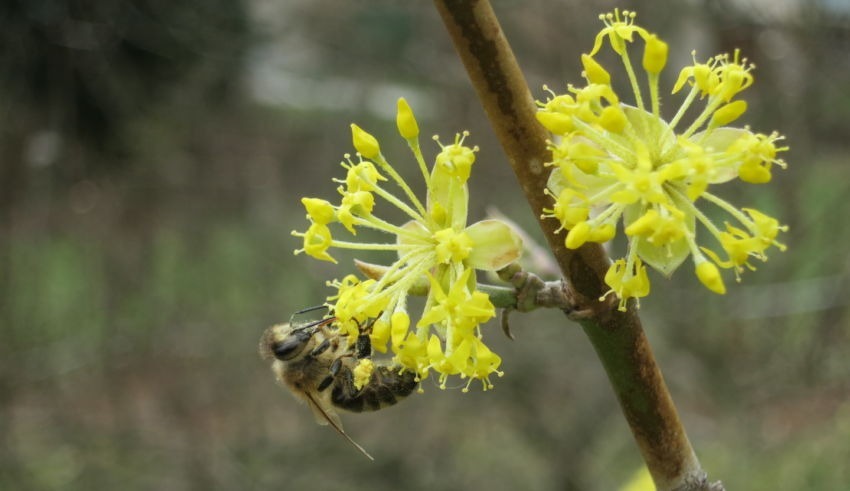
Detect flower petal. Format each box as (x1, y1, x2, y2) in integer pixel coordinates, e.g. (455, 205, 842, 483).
(636, 235, 690, 277)
(428, 166, 469, 230)
(622, 104, 676, 157)
(546, 157, 611, 197)
(623, 204, 693, 276)
(396, 220, 430, 260)
(690, 127, 749, 183)
(464, 219, 523, 271)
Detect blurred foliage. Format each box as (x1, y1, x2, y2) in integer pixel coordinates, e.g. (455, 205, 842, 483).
(0, 0, 250, 149)
(2, 0, 849, 490)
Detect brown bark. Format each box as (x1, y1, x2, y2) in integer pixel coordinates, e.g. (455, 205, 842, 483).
(433, 1, 723, 489)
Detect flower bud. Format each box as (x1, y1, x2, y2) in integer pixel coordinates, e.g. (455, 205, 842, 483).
(351, 123, 380, 159)
(536, 111, 573, 134)
(696, 261, 726, 294)
(589, 223, 616, 243)
(642, 34, 668, 74)
(396, 97, 419, 140)
(598, 105, 628, 133)
(710, 100, 748, 127)
(581, 54, 611, 85)
(565, 221, 591, 249)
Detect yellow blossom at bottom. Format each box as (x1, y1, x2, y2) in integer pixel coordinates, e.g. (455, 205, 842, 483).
(603, 258, 650, 310)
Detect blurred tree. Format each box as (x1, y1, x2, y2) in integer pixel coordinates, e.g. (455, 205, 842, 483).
(0, 0, 251, 191)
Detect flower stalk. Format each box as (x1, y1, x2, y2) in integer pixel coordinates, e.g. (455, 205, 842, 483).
(355, 259, 569, 313)
(433, 1, 724, 489)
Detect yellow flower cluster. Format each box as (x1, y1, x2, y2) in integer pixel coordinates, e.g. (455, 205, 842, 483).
(537, 9, 788, 310)
(293, 99, 523, 390)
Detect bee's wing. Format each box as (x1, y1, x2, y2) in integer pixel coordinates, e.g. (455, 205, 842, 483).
(304, 391, 343, 428)
(304, 391, 374, 461)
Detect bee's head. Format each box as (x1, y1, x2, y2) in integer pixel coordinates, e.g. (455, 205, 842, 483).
(259, 324, 314, 361)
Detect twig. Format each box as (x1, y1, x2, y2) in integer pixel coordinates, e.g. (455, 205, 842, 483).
(432, 1, 723, 489)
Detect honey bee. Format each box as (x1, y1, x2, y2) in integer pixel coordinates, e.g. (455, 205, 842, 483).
(259, 310, 418, 459)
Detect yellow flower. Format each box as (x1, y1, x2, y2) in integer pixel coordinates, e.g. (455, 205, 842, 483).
(417, 269, 496, 333)
(589, 9, 646, 56)
(538, 10, 787, 309)
(302, 198, 335, 225)
(416, 269, 502, 391)
(293, 98, 523, 388)
(299, 223, 336, 263)
(603, 258, 650, 311)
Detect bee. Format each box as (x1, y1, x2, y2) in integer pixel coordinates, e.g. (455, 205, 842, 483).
(259, 309, 418, 459)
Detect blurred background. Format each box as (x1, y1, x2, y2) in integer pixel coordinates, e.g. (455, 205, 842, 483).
(2, 0, 849, 489)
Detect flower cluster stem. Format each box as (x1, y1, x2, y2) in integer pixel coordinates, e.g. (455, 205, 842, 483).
(356, 260, 569, 312)
(433, 1, 723, 489)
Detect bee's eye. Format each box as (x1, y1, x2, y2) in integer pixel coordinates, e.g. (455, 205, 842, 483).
(271, 329, 311, 360)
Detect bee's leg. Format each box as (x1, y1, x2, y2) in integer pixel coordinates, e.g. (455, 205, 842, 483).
(317, 356, 346, 393)
(310, 338, 331, 357)
(351, 317, 377, 360)
(329, 357, 343, 377)
(354, 333, 372, 359)
(317, 374, 334, 392)
(329, 358, 360, 394)
(329, 362, 368, 412)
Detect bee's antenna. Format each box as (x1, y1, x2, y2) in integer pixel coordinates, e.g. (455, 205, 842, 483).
(291, 304, 330, 316)
(294, 316, 336, 332)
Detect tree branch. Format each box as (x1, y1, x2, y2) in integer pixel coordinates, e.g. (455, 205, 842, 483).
(432, 1, 722, 489)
